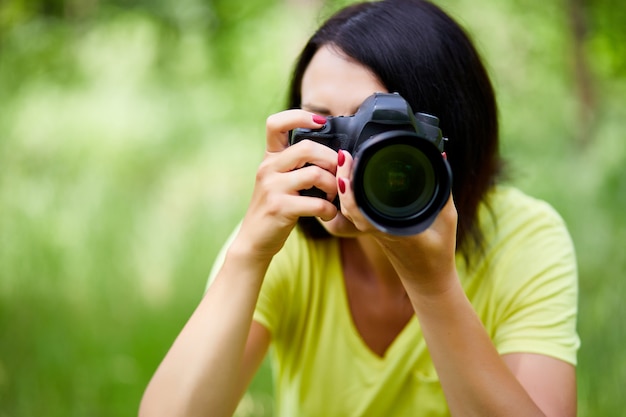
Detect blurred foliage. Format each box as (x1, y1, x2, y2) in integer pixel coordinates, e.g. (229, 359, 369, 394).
(0, 0, 625, 416)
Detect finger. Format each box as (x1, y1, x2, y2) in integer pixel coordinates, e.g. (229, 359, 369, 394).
(283, 165, 338, 201)
(336, 149, 352, 181)
(265, 110, 327, 153)
(272, 139, 338, 175)
(279, 193, 339, 222)
(439, 191, 458, 227)
(336, 150, 359, 222)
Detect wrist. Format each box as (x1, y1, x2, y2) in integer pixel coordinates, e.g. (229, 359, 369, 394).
(225, 237, 275, 272)
(401, 266, 460, 298)
(375, 236, 459, 296)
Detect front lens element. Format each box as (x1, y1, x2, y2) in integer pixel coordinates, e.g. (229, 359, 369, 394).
(362, 144, 436, 219)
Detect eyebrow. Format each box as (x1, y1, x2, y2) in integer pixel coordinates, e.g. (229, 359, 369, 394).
(301, 103, 332, 115)
(301, 103, 360, 116)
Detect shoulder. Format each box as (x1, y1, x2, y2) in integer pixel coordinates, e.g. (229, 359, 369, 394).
(474, 188, 579, 363)
(481, 186, 570, 238)
(469, 186, 577, 307)
(475, 185, 577, 309)
(476, 186, 575, 263)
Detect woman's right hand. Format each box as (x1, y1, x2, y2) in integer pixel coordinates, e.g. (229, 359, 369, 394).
(231, 110, 339, 262)
(140, 111, 337, 417)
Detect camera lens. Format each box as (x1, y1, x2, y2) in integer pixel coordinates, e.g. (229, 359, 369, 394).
(353, 131, 452, 235)
(362, 144, 435, 218)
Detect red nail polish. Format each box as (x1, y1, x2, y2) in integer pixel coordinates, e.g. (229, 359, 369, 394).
(338, 178, 346, 194)
(338, 150, 345, 167)
(312, 114, 327, 125)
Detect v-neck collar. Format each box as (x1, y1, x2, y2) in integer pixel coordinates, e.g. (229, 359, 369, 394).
(331, 238, 420, 364)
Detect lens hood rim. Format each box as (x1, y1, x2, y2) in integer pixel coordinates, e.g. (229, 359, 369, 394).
(352, 130, 452, 236)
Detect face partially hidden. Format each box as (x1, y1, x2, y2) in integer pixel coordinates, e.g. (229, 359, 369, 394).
(300, 45, 388, 237)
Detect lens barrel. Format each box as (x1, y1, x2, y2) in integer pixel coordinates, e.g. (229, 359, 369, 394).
(352, 131, 452, 235)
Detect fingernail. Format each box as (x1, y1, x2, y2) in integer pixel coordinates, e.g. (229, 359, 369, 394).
(312, 114, 327, 125)
(338, 150, 345, 167)
(338, 177, 346, 194)
(442, 152, 447, 160)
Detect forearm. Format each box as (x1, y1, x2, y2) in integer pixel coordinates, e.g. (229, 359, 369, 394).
(139, 246, 271, 417)
(406, 277, 544, 417)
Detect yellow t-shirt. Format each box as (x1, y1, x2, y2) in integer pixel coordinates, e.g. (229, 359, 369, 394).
(211, 186, 579, 416)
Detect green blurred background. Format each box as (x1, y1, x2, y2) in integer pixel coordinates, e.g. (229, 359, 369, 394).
(0, 0, 624, 415)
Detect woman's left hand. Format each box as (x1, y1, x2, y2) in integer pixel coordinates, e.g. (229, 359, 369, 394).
(336, 149, 459, 294)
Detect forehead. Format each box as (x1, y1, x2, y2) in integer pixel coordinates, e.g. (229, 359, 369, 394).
(300, 46, 387, 116)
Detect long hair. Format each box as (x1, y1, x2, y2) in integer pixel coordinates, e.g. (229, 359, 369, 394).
(288, 0, 504, 260)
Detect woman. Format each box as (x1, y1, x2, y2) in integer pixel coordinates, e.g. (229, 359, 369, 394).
(140, 1, 579, 416)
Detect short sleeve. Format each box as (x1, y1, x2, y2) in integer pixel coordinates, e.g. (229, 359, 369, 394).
(252, 238, 297, 336)
(490, 198, 580, 365)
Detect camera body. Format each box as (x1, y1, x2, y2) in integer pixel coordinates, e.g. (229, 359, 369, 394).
(290, 92, 452, 235)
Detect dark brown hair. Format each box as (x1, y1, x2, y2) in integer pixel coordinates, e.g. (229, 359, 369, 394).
(289, 0, 504, 259)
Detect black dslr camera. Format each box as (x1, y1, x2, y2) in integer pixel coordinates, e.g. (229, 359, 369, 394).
(290, 92, 452, 235)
